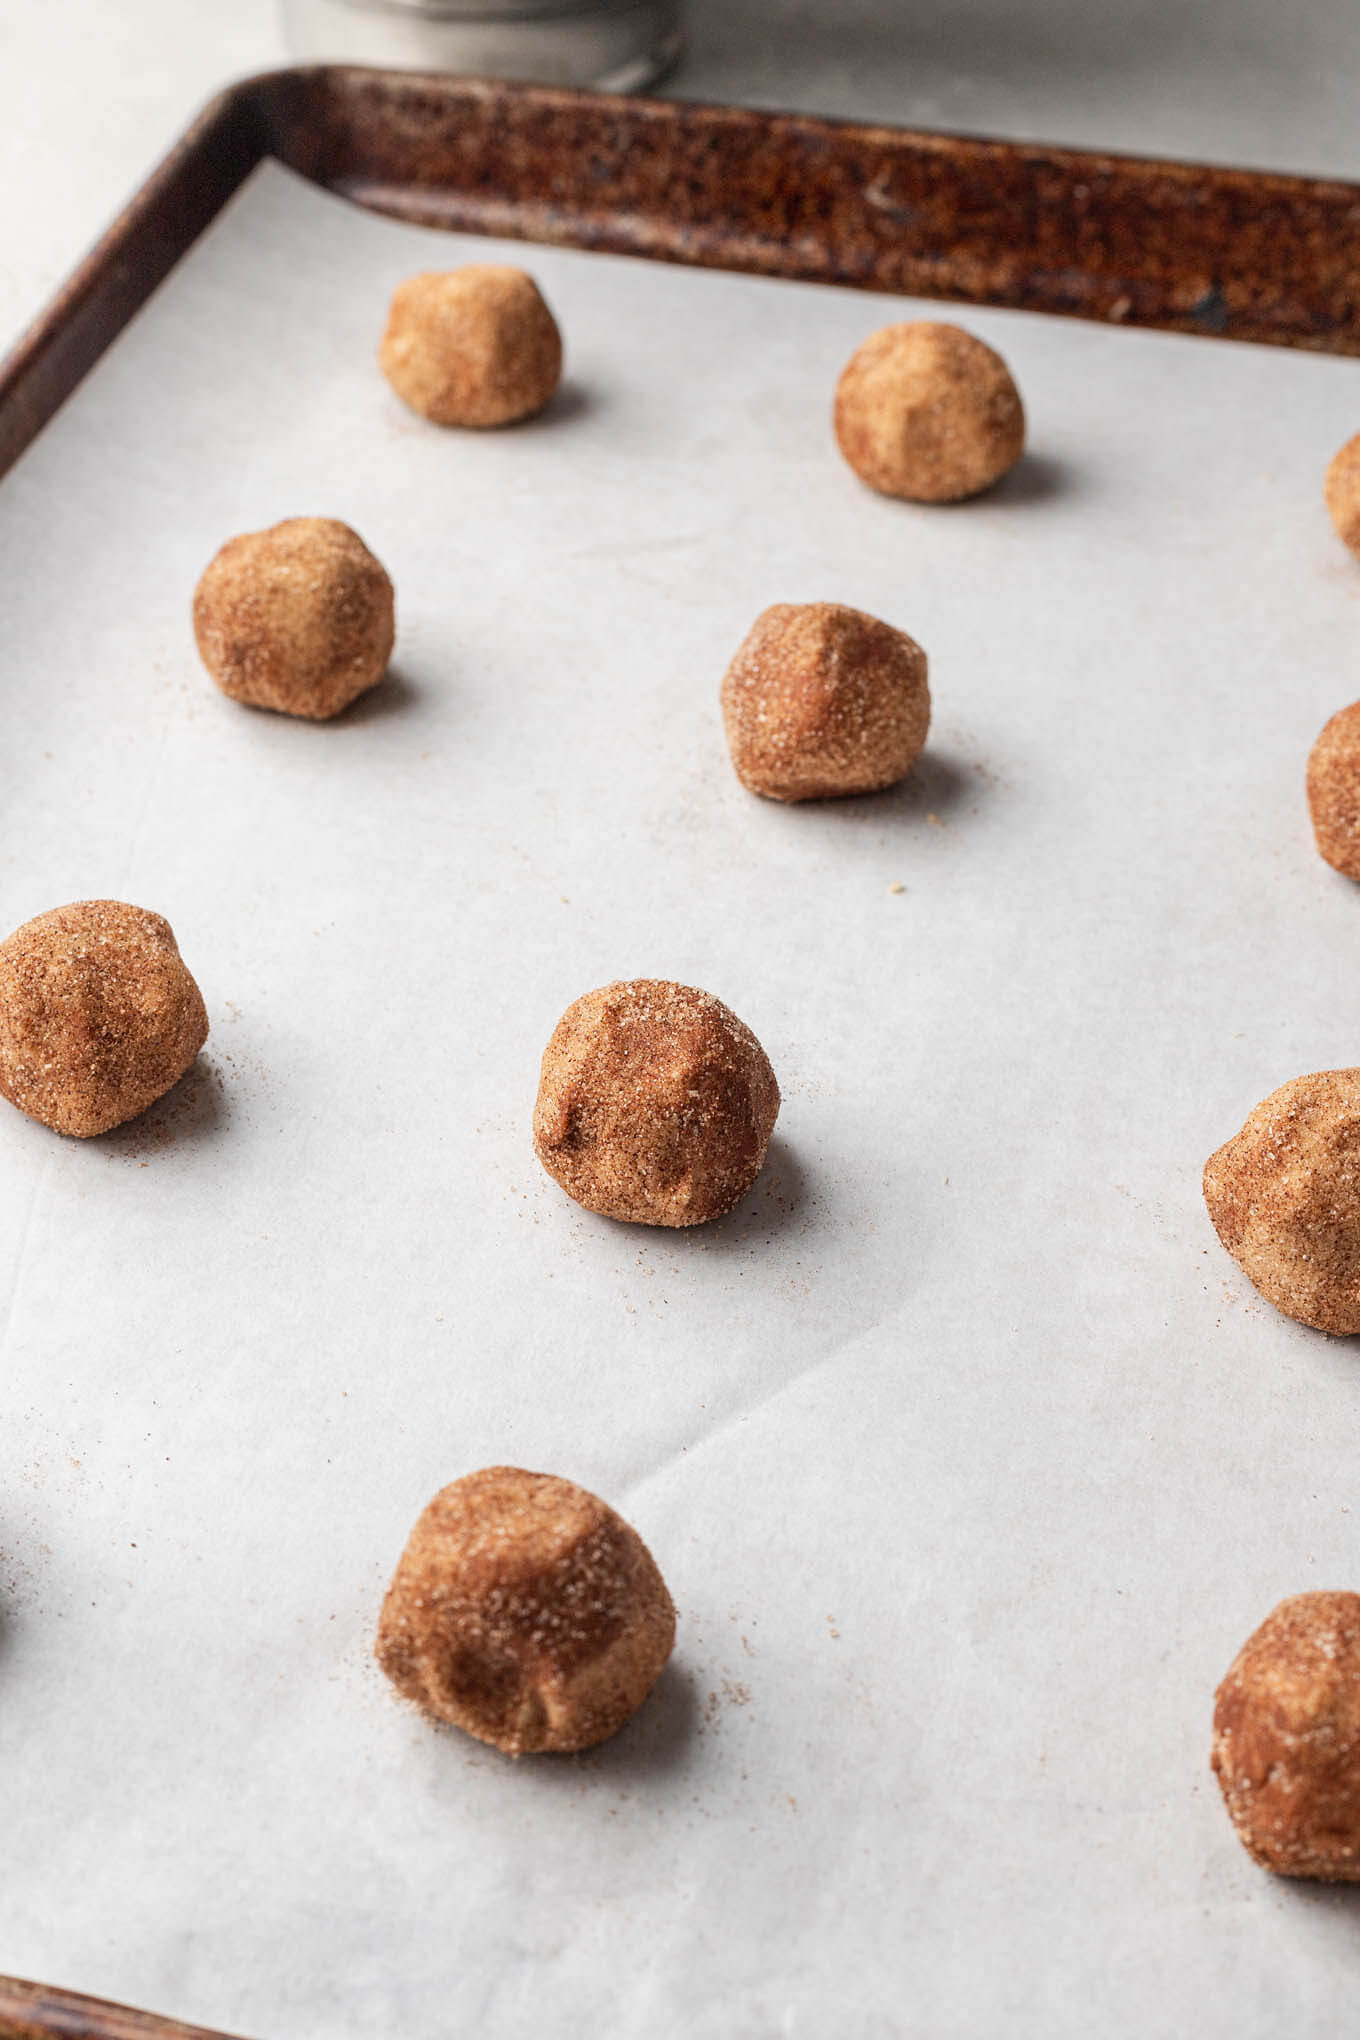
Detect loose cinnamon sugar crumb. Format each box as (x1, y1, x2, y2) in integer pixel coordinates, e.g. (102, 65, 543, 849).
(379, 266, 562, 428)
(1203, 1069, 1360, 1333)
(532, 979, 780, 1228)
(834, 321, 1025, 503)
(0, 900, 208, 1138)
(375, 1466, 675, 1756)
(1213, 1591, 1360, 1880)
(721, 602, 930, 803)
(193, 516, 394, 721)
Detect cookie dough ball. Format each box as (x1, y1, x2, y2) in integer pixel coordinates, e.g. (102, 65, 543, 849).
(193, 517, 395, 721)
(1213, 1591, 1360, 1880)
(533, 979, 780, 1227)
(722, 601, 930, 802)
(379, 266, 563, 427)
(1204, 1069, 1360, 1333)
(0, 901, 208, 1137)
(1325, 432, 1360, 556)
(834, 321, 1025, 502)
(1307, 701, 1360, 877)
(376, 1466, 676, 1756)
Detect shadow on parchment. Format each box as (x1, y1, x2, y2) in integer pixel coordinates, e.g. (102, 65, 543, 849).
(98, 1053, 228, 1161)
(1280, 1877, 1360, 1922)
(336, 663, 421, 727)
(586, 1135, 813, 1258)
(493, 378, 597, 435)
(0, 1514, 26, 1673)
(538, 379, 596, 429)
(541, 1660, 700, 1789)
(862, 452, 1070, 512)
(814, 749, 980, 830)
(687, 1134, 811, 1256)
(989, 451, 1071, 507)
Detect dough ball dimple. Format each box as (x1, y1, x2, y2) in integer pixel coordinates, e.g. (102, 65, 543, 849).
(533, 979, 780, 1228)
(1307, 701, 1360, 877)
(1212, 1591, 1360, 1881)
(1203, 1069, 1360, 1333)
(193, 516, 395, 721)
(721, 601, 930, 802)
(379, 266, 563, 427)
(834, 320, 1025, 502)
(375, 1466, 676, 1756)
(1325, 432, 1360, 555)
(0, 900, 208, 1138)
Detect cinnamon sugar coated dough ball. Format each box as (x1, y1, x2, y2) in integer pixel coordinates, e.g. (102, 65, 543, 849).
(834, 321, 1025, 502)
(533, 980, 780, 1227)
(1307, 701, 1360, 877)
(722, 602, 929, 802)
(193, 517, 395, 721)
(375, 1467, 676, 1756)
(1213, 1592, 1360, 1879)
(379, 266, 562, 427)
(0, 901, 208, 1137)
(1324, 432, 1360, 555)
(1203, 1069, 1360, 1333)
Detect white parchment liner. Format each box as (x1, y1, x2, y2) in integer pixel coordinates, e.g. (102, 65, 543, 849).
(1, 163, 1359, 2037)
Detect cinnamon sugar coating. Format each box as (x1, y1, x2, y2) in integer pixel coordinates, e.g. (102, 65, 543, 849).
(379, 266, 562, 428)
(193, 517, 395, 721)
(722, 601, 930, 802)
(1324, 432, 1360, 556)
(533, 979, 780, 1227)
(1307, 701, 1360, 878)
(1212, 1591, 1360, 1880)
(375, 1467, 676, 1756)
(834, 321, 1025, 503)
(0, 901, 208, 1138)
(1203, 1069, 1360, 1333)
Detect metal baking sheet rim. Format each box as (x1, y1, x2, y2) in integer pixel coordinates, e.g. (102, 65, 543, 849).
(4, 61, 1360, 491)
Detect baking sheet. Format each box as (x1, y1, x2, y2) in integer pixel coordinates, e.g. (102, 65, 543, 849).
(2, 160, 1360, 2038)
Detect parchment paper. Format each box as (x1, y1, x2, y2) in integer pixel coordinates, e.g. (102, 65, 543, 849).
(2, 163, 1360, 2038)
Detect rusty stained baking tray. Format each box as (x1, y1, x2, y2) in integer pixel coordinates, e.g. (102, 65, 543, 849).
(0, 1980, 245, 2040)
(2, 59, 1360, 2040)
(5, 61, 1360, 490)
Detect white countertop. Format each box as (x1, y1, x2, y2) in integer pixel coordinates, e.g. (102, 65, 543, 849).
(4, 0, 1360, 359)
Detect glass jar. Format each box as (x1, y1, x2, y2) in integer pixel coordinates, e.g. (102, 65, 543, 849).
(281, 0, 683, 94)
